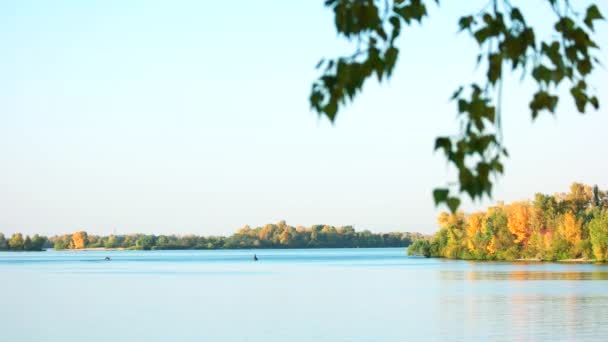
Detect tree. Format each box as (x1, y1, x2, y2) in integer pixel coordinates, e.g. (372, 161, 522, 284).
(592, 185, 602, 208)
(589, 209, 608, 261)
(136, 235, 156, 250)
(311, 1, 604, 211)
(156, 236, 170, 249)
(407, 239, 431, 257)
(424, 183, 608, 261)
(87, 235, 101, 248)
(259, 224, 277, 243)
(71, 231, 88, 249)
(42, 224, 415, 250)
(485, 205, 513, 259)
(8, 233, 24, 250)
(437, 211, 466, 258)
(566, 183, 593, 213)
(53, 236, 70, 250)
(279, 228, 292, 246)
(105, 235, 119, 249)
(466, 212, 487, 258)
(561, 212, 582, 247)
(23, 236, 33, 251)
(507, 202, 531, 245)
(30, 235, 47, 251)
(0, 233, 8, 250)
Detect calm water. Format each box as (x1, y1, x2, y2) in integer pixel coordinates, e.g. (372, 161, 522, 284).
(1, 248, 608, 341)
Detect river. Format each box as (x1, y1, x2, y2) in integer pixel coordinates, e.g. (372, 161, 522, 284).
(1, 248, 607, 341)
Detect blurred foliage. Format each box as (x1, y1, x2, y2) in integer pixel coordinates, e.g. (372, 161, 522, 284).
(311, 0, 603, 211)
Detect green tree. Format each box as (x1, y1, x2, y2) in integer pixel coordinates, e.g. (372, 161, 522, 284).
(0, 233, 8, 250)
(104, 235, 120, 249)
(53, 237, 69, 250)
(407, 239, 430, 257)
(484, 205, 516, 260)
(311, 1, 604, 211)
(8, 233, 24, 250)
(156, 236, 170, 249)
(136, 235, 156, 250)
(23, 236, 33, 251)
(442, 212, 468, 258)
(429, 227, 448, 257)
(30, 235, 47, 251)
(589, 209, 608, 261)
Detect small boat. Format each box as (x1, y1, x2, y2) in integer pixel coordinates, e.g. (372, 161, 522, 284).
(253, 254, 258, 261)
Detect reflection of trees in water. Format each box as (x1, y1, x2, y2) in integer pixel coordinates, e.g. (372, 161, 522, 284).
(435, 274, 608, 340)
(440, 270, 608, 281)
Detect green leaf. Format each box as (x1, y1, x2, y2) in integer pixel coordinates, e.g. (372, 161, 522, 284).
(570, 82, 589, 113)
(474, 27, 490, 44)
(384, 46, 399, 75)
(590, 96, 599, 109)
(458, 15, 474, 31)
(584, 5, 604, 31)
(324, 101, 338, 121)
(389, 15, 401, 42)
(433, 189, 449, 205)
(510, 8, 524, 24)
(315, 59, 325, 69)
(434, 137, 451, 152)
(447, 197, 461, 213)
(530, 90, 559, 119)
(488, 53, 502, 84)
(450, 86, 464, 100)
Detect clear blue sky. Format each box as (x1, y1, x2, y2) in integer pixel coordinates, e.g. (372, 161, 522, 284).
(1, 0, 606, 236)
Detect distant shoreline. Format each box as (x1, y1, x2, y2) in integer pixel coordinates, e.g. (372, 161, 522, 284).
(48, 246, 405, 252)
(514, 258, 598, 264)
(57, 247, 126, 251)
(426, 256, 603, 264)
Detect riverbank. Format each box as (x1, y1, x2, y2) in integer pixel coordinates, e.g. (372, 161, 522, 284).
(58, 247, 126, 251)
(514, 258, 600, 264)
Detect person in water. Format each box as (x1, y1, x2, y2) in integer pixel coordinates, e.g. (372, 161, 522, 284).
(104, 256, 111, 261)
(253, 254, 258, 261)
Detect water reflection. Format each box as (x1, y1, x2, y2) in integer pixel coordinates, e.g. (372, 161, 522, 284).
(444, 270, 608, 281)
(2, 248, 608, 341)
(438, 283, 608, 341)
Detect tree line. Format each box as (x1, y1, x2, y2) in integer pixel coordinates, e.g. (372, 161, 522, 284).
(0, 233, 48, 251)
(408, 183, 608, 261)
(1, 222, 424, 251)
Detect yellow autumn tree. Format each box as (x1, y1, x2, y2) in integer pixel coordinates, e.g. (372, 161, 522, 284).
(259, 224, 276, 241)
(466, 212, 485, 253)
(279, 229, 291, 246)
(237, 225, 252, 236)
(567, 183, 593, 213)
(437, 211, 466, 258)
(71, 231, 88, 249)
(561, 212, 582, 247)
(507, 203, 531, 245)
(438, 211, 465, 229)
(321, 225, 335, 233)
(487, 237, 496, 255)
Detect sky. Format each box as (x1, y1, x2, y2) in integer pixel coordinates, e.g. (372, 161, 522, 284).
(0, 0, 606, 236)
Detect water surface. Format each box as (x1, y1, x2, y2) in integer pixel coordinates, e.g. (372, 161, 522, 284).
(1, 248, 607, 341)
